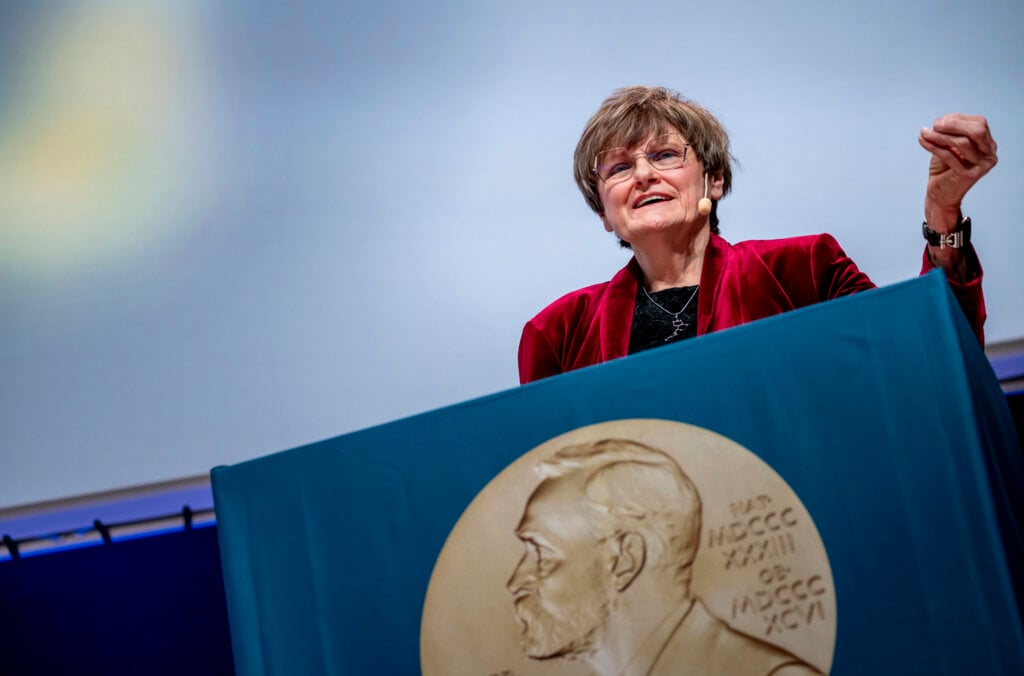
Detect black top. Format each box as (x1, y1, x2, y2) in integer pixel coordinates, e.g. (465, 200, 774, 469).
(628, 285, 699, 354)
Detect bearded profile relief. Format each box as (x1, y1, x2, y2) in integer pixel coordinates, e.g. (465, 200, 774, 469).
(421, 420, 836, 676)
(507, 439, 820, 676)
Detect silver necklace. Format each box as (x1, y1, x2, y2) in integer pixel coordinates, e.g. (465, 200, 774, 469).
(641, 284, 699, 341)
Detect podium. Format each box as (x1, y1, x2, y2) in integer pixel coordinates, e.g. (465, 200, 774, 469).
(212, 272, 1023, 675)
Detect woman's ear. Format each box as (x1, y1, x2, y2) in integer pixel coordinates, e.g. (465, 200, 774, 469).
(610, 532, 646, 592)
(600, 213, 614, 233)
(709, 170, 726, 201)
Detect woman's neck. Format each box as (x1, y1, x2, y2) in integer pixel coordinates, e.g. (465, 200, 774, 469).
(632, 226, 710, 291)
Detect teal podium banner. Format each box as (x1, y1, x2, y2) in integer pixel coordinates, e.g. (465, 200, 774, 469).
(212, 271, 1023, 675)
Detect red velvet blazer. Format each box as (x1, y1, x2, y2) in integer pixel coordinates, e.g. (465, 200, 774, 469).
(519, 233, 985, 384)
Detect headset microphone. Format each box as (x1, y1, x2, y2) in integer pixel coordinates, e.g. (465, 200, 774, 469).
(698, 173, 713, 216)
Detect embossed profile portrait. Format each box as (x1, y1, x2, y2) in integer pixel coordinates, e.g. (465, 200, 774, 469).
(422, 420, 837, 676)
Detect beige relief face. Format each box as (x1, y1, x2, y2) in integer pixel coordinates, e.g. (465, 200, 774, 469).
(421, 419, 837, 676)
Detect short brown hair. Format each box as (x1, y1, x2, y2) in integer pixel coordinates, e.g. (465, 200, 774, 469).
(573, 86, 733, 233)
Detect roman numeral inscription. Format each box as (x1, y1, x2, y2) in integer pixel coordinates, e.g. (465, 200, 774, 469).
(707, 494, 831, 638)
(707, 503, 799, 569)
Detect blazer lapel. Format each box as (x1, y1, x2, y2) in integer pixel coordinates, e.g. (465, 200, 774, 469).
(599, 258, 642, 363)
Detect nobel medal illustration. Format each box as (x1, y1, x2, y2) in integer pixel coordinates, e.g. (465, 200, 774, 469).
(422, 420, 836, 675)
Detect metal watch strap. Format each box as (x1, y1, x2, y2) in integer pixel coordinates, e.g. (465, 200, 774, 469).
(922, 216, 971, 249)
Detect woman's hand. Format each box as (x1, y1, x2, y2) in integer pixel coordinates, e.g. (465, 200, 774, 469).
(918, 114, 998, 232)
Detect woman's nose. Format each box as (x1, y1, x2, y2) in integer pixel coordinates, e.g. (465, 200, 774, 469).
(632, 155, 658, 183)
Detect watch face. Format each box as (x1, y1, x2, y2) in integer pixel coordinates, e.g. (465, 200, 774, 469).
(923, 217, 970, 248)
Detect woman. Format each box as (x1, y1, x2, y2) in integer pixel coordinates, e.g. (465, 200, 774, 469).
(519, 86, 996, 384)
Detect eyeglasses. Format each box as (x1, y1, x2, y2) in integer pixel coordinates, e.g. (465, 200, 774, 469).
(594, 133, 691, 184)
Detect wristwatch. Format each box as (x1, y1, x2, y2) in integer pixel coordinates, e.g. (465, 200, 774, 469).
(922, 215, 971, 249)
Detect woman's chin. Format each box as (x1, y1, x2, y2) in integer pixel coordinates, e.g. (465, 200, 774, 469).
(623, 218, 693, 241)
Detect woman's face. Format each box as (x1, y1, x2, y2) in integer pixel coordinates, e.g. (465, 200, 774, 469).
(596, 130, 723, 246)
